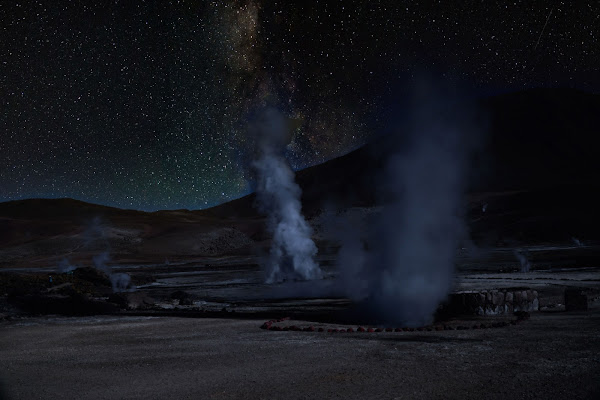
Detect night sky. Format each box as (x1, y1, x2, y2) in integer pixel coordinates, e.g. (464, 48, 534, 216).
(1, 1, 598, 211)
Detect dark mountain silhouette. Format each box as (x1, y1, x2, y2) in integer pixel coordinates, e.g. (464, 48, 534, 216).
(206, 87, 600, 218)
(478, 87, 599, 191)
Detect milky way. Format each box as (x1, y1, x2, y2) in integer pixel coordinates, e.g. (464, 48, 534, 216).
(1, 1, 597, 210)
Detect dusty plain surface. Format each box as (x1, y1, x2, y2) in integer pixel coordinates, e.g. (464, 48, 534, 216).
(1, 307, 600, 400)
(2, 245, 599, 399)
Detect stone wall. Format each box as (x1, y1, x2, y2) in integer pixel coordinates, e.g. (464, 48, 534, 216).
(441, 289, 539, 316)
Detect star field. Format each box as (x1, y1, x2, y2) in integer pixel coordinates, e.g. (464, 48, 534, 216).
(1, 1, 598, 210)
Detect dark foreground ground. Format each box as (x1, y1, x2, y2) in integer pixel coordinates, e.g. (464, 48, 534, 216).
(1, 307, 599, 400)
(1, 244, 599, 399)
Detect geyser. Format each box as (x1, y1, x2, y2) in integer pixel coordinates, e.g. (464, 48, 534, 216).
(337, 81, 479, 327)
(93, 251, 132, 292)
(83, 218, 132, 292)
(252, 108, 322, 283)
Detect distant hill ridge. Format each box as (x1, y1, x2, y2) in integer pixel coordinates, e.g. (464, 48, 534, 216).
(1, 87, 598, 220)
(205, 87, 600, 218)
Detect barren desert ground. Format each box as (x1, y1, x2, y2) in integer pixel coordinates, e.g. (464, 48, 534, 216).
(1, 309, 599, 400)
(1, 253, 600, 400)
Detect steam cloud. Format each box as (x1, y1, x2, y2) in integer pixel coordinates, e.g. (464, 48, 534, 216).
(514, 249, 531, 273)
(58, 258, 78, 273)
(93, 251, 132, 292)
(337, 81, 478, 327)
(64, 217, 133, 293)
(252, 108, 322, 283)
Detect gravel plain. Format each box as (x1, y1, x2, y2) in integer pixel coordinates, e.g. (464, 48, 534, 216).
(1, 307, 599, 400)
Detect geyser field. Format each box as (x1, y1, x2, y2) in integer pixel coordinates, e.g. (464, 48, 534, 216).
(2, 88, 600, 399)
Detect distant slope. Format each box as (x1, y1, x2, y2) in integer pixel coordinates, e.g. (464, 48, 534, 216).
(204, 88, 600, 218)
(199, 143, 382, 219)
(466, 183, 600, 246)
(0, 198, 261, 267)
(478, 88, 600, 191)
(0, 198, 144, 220)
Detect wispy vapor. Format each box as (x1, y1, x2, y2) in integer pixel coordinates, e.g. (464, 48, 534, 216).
(337, 80, 480, 326)
(252, 108, 322, 283)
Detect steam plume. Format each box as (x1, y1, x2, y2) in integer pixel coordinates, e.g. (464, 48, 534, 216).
(82, 218, 132, 292)
(514, 249, 531, 273)
(337, 81, 478, 327)
(93, 251, 132, 292)
(252, 108, 322, 283)
(58, 258, 77, 273)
